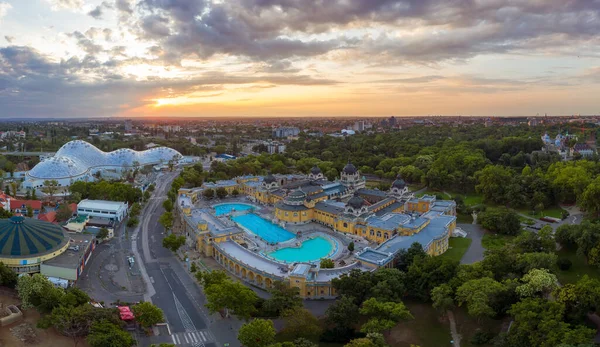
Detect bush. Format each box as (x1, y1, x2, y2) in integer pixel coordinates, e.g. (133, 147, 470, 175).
(190, 262, 198, 273)
(127, 217, 139, 228)
(470, 329, 493, 345)
(557, 258, 573, 271)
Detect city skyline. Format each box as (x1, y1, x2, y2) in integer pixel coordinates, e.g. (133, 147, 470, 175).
(0, 0, 599, 119)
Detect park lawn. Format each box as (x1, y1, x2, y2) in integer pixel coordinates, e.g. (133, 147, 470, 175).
(518, 216, 536, 225)
(516, 205, 566, 219)
(456, 212, 473, 224)
(440, 237, 472, 262)
(481, 232, 518, 250)
(447, 191, 485, 207)
(555, 248, 600, 284)
(387, 301, 452, 347)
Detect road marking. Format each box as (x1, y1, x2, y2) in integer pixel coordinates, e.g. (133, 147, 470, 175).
(171, 335, 177, 344)
(184, 334, 189, 343)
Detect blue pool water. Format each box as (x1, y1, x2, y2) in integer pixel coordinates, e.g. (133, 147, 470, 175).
(214, 203, 254, 216)
(232, 213, 295, 243)
(269, 237, 334, 263)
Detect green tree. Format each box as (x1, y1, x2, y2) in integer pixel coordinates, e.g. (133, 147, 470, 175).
(17, 273, 65, 312)
(516, 268, 558, 298)
(127, 217, 139, 228)
(238, 319, 276, 347)
(580, 177, 600, 217)
(162, 233, 186, 252)
(503, 298, 594, 347)
(204, 278, 258, 319)
(0, 261, 18, 288)
(232, 189, 240, 197)
(203, 188, 215, 199)
(555, 275, 600, 321)
(87, 320, 135, 347)
(196, 270, 228, 288)
(325, 295, 360, 333)
(132, 302, 164, 328)
(26, 205, 33, 217)
(130, 202, 141, 217)
(37, 304, 118, 341)
(216, 187, 228, 199)
(344, 338, 377, 347)
(477, 208, 521, 235)
(31, 188, 37, 200)
(279, 308, 322, 342)
(97, 228, 109, 240)
(359, 297, 413, 334)
(158, 211, 174, 230)
(431, 284, 455, 312)
(41, 179, 59, 201)
(162, 199, 173, 212)
(475, 165, 514, 205)
(56, 203, 73, 222)
(262, 281, 302, 317)
(348, 242, 355, 252)
(456, 277, 505, 320)
(320, 258, 334, 268)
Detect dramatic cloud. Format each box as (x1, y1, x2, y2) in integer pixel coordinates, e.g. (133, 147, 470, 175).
(1, 0, 600, 117)
(0, 45, 338, 118)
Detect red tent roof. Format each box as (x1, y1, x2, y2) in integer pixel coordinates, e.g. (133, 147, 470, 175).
(10, 199, 42, 210)
(69, 203, 78, 214)
(38, 211, 57, 223)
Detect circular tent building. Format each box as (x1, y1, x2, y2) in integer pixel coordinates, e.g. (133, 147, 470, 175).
(24, 140, 183, 189)
(0, 216, 69, 273)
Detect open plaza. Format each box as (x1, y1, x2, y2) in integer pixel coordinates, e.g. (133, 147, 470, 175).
(176, 163, 458, 299)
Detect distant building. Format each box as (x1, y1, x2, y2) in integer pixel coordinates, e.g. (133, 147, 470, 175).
(124, 119, 133, 132)
(273, 127, 300, 138)
(571, 143, 595, 158)
(77, 199, 128, 222)
(0, 130, 26, 139)
(353, 121, 365, 132)
(267, 141, 286, 154)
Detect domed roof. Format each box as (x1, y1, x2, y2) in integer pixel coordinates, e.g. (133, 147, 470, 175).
(310, 166, 322, 175)
(0, 217, 68, 257)
(392, 176, 406, 189)
(28, 140, 183, 180)
(264, 174, 276, 184)
(287, 189, 307, 202)
(347, 193, 366, 209)
(28, 156, 87, 179)
(343, 162, 358, 174)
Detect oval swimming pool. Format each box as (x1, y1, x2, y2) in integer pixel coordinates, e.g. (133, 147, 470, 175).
(268, 237, 333, 263)
(214, 203, 254, 216)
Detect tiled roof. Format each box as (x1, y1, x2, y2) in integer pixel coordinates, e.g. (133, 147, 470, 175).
(10, 199, 42, 210)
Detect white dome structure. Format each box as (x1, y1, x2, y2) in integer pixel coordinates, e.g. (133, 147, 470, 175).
(24, 140, 183, 189)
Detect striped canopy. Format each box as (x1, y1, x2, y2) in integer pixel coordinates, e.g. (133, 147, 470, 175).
(0, 216, 66, 257)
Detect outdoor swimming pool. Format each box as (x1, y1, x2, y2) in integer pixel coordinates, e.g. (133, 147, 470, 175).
(214, 203, 254, 216)
(232, 213, 295, 243)
(269, 237, 334, 263)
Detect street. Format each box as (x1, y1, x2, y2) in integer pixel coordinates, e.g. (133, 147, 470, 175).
(79, 171, 241, 347)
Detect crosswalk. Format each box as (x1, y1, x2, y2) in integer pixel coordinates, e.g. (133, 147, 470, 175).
(171, 330, 214, 346)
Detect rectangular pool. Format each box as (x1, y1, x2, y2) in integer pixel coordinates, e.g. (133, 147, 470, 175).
(269, 237, 333, 263)
(232, 213, 295, 243)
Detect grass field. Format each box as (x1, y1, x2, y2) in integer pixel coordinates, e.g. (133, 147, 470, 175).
(481, 233, 518, 250)
(555, 248, 600, 284)
(447, 192, 485, 207)
(516, 205, 566, 219)
(440, 237, 473, 262)
(456, 213, 473, 224)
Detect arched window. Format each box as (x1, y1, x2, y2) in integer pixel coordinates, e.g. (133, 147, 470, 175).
(377, 231, 381, 237)
(343, 222, 348, 228)
(384, 233, 389, 239)
(370, 230, 374, 236)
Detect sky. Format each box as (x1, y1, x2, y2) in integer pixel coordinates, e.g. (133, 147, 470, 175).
(0, 0, 599, 119)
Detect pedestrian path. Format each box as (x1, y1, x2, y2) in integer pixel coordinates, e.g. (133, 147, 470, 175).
(171, 329, 215, 346)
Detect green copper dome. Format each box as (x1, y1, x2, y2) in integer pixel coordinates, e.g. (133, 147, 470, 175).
(0, 217, 67, 257)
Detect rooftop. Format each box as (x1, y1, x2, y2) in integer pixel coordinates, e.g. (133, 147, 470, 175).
(43, 233, 94, 269)
(78, 199, 127, 211)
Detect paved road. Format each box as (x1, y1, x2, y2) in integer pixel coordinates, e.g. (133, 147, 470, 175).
(458, 223, 485, 264)
(133, 171, 243, 347)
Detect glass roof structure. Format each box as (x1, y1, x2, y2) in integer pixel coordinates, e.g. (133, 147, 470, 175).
(28, 140, 183, 179)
